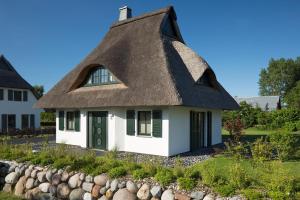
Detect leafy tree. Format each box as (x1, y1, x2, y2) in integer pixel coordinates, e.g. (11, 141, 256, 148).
(285, 81, 300, 109)
(258, 57, 300, 98)
(33, 85, 44, 99)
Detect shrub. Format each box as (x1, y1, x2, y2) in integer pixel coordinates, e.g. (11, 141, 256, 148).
(177, 177, 196, 190)
(154, 168, 175, 186)
(108, 166, 127, 178)
(141, 161, 158, 177)
(241, 189, 264, 200)
(284, 121, 298, 132)
(214, 184, 236, 197)
(262, 162, 296, 200)
(228, 162, 250, 189)
(224, 141, 249, 160)
(132, 169, 148, 180)
(184, 167, 201, 179)
(201, 161, 225, 186)
(269, 132, 298, 161)
(251, 137, 273, 163)
(224, 117, 244, 142)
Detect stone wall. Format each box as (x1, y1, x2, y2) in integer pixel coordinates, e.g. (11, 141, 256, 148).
(0, 160, 241, 200)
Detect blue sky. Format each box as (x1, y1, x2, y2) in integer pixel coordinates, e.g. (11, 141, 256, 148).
(1, 0, 300, 96)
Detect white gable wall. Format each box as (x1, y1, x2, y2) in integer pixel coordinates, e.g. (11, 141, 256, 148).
(0, 87, 42, 130)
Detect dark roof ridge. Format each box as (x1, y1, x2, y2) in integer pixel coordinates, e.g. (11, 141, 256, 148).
(111, 6, 175, 29)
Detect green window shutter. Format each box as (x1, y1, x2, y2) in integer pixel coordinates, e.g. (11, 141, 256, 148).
(75, 111, 80, 132)
(30, 114, 35, 129)
(126, 110, 135, 135)
(152, 110, 162, 137)
(59, 111, 64, 131)
(2, 114, 7, 133)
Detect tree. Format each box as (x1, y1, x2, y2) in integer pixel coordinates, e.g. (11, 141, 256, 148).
(258, 57, 300, 98)
(33, 85, 44, 99)
(285, 81, 300, 109)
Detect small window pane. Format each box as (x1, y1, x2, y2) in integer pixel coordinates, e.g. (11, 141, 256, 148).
(0, 89, 3, 100)
(84, 66, 118, 86)
(8, 90, 13, 101)
(23, 91, 28, 101)
(67, 112, 75, 130)
(14, 91, 22, 101)
(138, 111, 151, 136)
(8, 115, 16, 129)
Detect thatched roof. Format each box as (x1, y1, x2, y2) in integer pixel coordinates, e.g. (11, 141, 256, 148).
(36, 6, 239, 110)
(0, 55, 36, 93)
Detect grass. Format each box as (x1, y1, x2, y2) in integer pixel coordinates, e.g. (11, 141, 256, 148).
(0, 192, 23, 200)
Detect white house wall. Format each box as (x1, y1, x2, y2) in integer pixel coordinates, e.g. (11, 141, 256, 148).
(0, 87, 42, 130)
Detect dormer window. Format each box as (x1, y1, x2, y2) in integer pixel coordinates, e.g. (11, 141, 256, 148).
(84, 66, 118, 86)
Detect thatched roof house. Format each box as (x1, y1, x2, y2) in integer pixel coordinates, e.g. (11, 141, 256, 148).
(0, 55, 42, 133)
(36, 6, 238, 156)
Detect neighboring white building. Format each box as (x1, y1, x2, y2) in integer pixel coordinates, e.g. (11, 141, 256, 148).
(36, 6, 239, 156)
(0, 55, 42, 133)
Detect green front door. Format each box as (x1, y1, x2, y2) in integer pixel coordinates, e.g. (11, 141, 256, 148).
(88, 111, 107, 150)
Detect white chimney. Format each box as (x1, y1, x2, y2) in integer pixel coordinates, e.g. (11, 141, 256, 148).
(119, 6, 132, 21)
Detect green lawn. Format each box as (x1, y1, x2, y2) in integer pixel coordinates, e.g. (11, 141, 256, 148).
(0, 192, 23, 200)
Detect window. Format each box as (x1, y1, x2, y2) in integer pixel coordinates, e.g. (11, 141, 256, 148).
(138, 111, 151, 136)
(84, 67, 117, 86)
(14, 91, 22, 101)
(8, 90, 13, 101)
(59, 111, 65, 131)
(23, 91, 28, 101)
(66, 112, 75, 130)
(0, 89, 3, 100)
(7, 115, 16, 130)
(66, 111, 80, 131)
(30, 114, 35, 129)
(22, 115, 29, 129)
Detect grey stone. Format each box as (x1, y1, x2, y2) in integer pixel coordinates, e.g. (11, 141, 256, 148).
(0, 166, 8, 176)
(33, 178, 39, 187)
(57, 183, 71, 199)
(110, 179, 118, 192)
(113, 188, 137, 200)
(161, 190, 174, 200)
(34, 193, 52, 200)
(46, 170, 53, 182)
(52, 173, 61, 185)
(94, 174, 108, 186)
(25, 168, 32, 178)
(61, 171, 69, 182)
(14, 176, 27, 196)
(68, 173, 80, 189)
(118, 181, 126, 189)
(69, 188, 85, 200)
(37, 171, 47, 182)
(137, 183, 151, 200)
(99, 195, 109, 200)
(191, 191, 205, 200)
(80, 173, 85, 181)
(51, 168, 57, 174)
(100, 186, 107, 195)
(203, 194, 214, 200)
(126, 180, 138, 193)
(105, 179, 111, 189)
(83, 192, 92, 200)
(5, 172, 20, 184)
(82, 182, 94, 192)
(57, 169, 64, 175)
(31, 169, 38, 178)
(49, 185, 57, 196)
(8, 164, 16, 173)
(28, 165, 34, 170)
(25, 178, 35, 189)
(39, 182, 51, 193)
(85, 175, 93, 183)
(150, 185, 162, 198)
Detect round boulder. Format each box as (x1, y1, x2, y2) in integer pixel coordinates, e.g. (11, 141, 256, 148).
(94, 174, 108, 186)
(69, 188, 85, 200)
(137, 183, 151, 200)
(68, 173, 80, 189)
(91, 185, 101, 198)
(161, 190, 174, 200)
(126, 180, 138, 193)
(113, 188, 137, 200)
(52, 173, 61, 185)
(25, 178, 35, 190)
(5, 172, 20, 184)
(57, 183, 71, 199)
(14, 176, 27, 196)
(39, 182, 50, 193)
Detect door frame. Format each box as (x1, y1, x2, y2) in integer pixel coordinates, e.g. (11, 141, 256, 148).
(190, 111, 205, 151)
(87, 111, 108, 150)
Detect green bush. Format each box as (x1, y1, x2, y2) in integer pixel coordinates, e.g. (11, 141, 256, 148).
(184, 167, 201, 179)
(214, 184, 236, 197)
(269, 132, 298, 161)
(177, 177, 196, 190)
(228, 162, 250, 189)
(201, 161, 225, 186)
(154, 168, 175, 186)
(132, 169, 148, 180)
(108, 166, 127, 178)
(284, 121, 298, 132)
(141, 161, 158, 177)
(251, 137, 272, 163)
(224, 142, 249, 160)
(262, 162, 296, 200)
(241, 189, 264, 200)
(40, 112, 55, 122)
